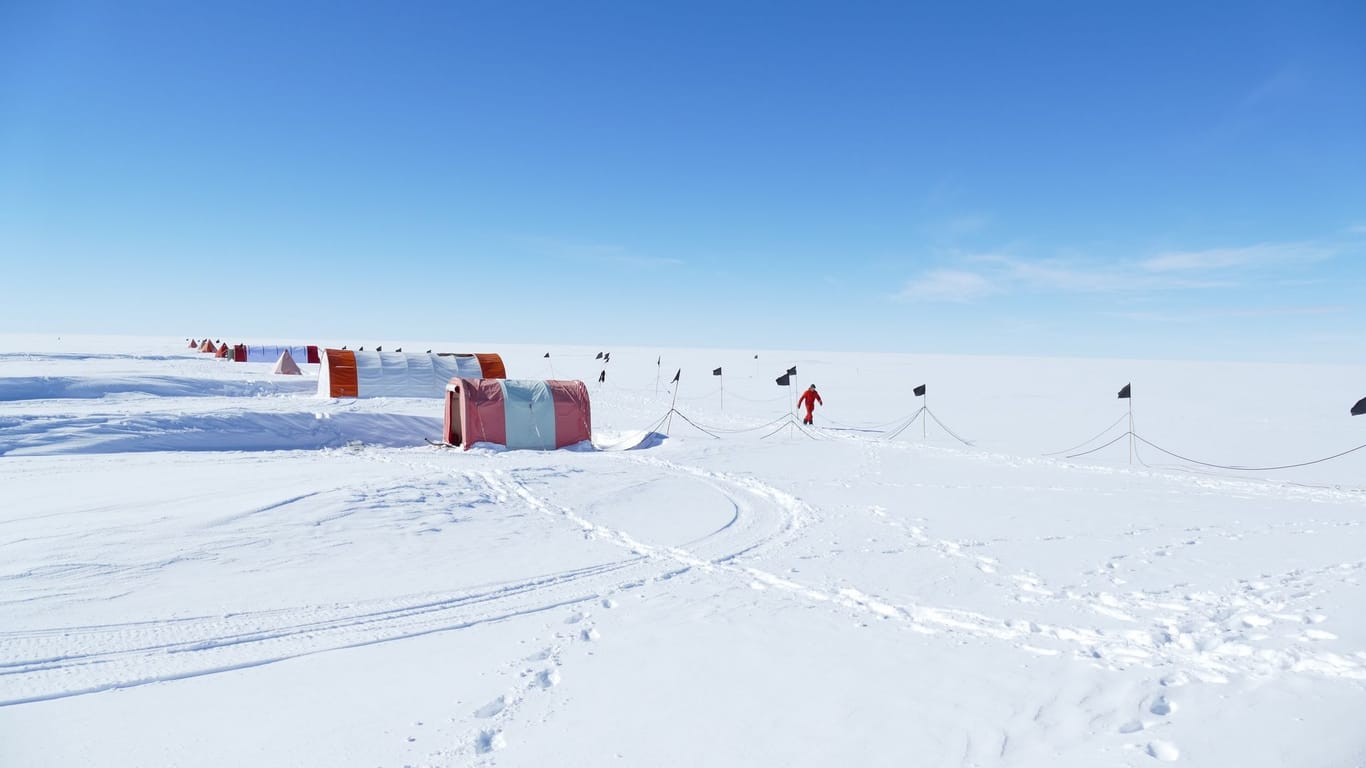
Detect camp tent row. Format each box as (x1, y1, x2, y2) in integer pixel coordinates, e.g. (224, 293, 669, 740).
(444, 378, 592, 450)
(232, 345, 321, 364)
(187, 341, 592, 449)
(317, 349, 507, 399)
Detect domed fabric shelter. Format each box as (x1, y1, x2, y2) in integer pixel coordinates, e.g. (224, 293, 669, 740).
(444, 378, 591, 450)
(318, 349, 506, 399)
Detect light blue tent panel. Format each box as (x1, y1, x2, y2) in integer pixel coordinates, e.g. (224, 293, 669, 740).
(451, 355, 484, 378)
(500, 380, 557, 450)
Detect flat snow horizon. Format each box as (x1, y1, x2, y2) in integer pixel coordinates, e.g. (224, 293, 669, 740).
(2, 334, 1364, 767)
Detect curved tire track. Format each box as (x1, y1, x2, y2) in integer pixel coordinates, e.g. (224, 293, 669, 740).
(0, 454, 803, 707)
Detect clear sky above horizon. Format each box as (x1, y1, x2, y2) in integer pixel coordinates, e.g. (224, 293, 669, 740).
(2, 1, 1363, 363)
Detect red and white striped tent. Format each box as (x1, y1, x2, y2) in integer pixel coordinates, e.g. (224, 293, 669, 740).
(318, 349, 506, 399)
(444, 378, 591, 450)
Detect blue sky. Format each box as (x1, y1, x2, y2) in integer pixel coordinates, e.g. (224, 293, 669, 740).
(2, 0, 1363, 362)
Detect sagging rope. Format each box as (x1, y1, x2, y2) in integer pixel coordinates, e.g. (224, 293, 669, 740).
(882, 408, 925, 441)
(758, 415, 825, 441)
(1064, 431, 1131, 459)
(1044, 412, 1130, 456)
(1061, 429, 1366, 471)
(927, 409, 974, 446)
(1134, 434, 1366, 471)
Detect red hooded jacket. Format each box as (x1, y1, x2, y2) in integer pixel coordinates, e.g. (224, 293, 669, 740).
(798, 387, 822, 411)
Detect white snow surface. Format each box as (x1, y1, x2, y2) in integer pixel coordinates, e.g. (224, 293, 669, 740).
(2, 334, 1365, 767)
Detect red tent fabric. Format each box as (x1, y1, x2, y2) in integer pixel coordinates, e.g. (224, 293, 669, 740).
(444, 378, 591, 450)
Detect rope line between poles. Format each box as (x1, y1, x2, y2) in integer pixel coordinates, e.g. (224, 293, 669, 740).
(1044, 412, 1130, 456)
(1134, 434, 1366, 471)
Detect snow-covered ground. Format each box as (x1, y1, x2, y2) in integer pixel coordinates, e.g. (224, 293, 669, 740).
(2, 334, 1364, 767)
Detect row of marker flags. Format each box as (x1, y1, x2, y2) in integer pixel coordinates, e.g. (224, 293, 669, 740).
(555, 349, 1366, 420)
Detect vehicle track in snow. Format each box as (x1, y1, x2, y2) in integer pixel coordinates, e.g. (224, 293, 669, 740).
(0, 450, 804, 707)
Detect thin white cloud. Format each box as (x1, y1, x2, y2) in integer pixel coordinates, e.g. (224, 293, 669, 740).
(1240, 66, 1302, 111)
(899, 238, 1338, 304)
(1105, 305, 1349, 324)
(1141, 243, 1331, 272)
(971, 254, 1227, 292)
(898, 270, 998, 302)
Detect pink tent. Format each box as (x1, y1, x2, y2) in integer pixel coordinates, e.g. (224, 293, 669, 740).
(444, 378, 591, 450)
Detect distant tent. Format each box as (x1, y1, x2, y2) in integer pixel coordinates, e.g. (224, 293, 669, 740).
(318, 349, 506, 398)
(188, 339, 198, 348)
(214, 343, 231, 359)
(444, 378, 591, 450)
(198, 339, 216, 353)
(273, 349, 303, 375)
(233, 345, 320, 364)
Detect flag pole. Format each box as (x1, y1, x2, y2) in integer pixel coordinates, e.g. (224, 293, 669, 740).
(665, 369, 680, 434)
(923, 391, 928, 440)
(1117, 383, 1134, 464)
(1128, 394, 1135, 465)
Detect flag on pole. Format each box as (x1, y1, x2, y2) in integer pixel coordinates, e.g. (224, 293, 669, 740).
(598, 370, 606, 383)
(1118, 383, 1131, 399)
(595, 352, 603, 360)
(713, 367, 722, 376)
(776, 373, 791, 386)
(913, 384, 926, 397)
(543, 352, 550, 358)
(1352, 396, 1366, 416)
(787, 366, 797, 376)
(671, 369, 680, 384)
(605, 353, 611, 363)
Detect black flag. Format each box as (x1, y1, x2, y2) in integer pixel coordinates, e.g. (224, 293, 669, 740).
(1352, 397, 1366, 416)
(656, 356, 660, 365)
(776, 373, 791, 386)
(595, 352, 603, 360)
(671, 369, 680, 384)
(713, 367, 722, 376)
(913, 384, 926, 397)
(544, 352, 550, 358)
(604, 353, 611, 363)
(787, 366, 797, 376)
(598, 370, 606, 383)
(1118, 383, 1131, 399)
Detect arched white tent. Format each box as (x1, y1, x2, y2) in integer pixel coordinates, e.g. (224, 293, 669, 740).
(317, 349, 506, 398)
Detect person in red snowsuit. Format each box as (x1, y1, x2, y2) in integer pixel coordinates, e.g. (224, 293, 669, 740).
(797, 384, 822, 425)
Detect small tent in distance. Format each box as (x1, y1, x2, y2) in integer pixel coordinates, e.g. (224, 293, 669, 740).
(444, 378, 591, 450)
(273, 349, 303, 375)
